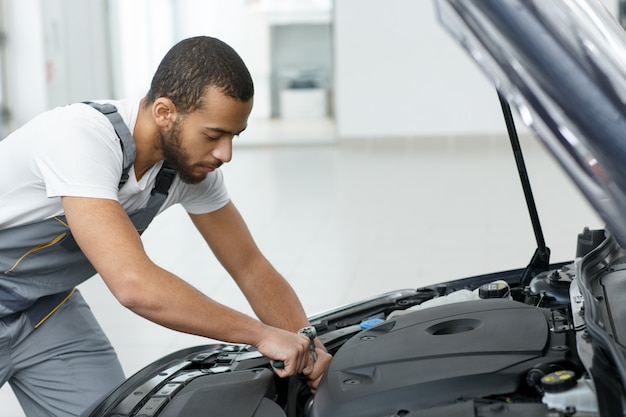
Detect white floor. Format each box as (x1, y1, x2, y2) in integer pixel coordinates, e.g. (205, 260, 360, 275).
(0, 128, 603, 416)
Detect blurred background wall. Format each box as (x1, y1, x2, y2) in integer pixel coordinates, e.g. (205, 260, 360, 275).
(0, 0, 621, 141)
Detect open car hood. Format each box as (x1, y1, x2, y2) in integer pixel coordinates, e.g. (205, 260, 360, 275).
(435, 0, 626, 248)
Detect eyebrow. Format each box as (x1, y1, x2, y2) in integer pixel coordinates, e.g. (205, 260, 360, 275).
(204, 126, 247, 136)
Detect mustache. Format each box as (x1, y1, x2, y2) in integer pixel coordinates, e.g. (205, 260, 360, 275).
(196, 160, 223, 170)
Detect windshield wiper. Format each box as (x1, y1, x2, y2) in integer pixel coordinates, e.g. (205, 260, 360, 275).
(498, 92, 550, 286)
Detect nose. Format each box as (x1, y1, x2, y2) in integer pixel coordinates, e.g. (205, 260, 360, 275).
(212, 136, 233, 163)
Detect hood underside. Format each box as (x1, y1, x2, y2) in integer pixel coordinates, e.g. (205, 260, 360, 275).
(435, 0, 626, 247)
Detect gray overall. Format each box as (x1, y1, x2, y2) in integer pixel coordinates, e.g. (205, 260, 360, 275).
(0, 103, 176, 417)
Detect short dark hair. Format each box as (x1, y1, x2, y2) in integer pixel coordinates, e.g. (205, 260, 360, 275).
(145, 36, 254, 114)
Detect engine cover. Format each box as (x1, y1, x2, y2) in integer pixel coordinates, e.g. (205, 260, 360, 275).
(311, 298, 573, 417)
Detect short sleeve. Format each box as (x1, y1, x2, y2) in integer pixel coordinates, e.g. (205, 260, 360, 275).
(34, 104, 123, 201)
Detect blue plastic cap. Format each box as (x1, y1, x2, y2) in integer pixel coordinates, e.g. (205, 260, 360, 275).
(360, 318, 385, 330)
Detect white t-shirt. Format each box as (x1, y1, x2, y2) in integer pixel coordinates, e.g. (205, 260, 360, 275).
(0, 99, 230, 229)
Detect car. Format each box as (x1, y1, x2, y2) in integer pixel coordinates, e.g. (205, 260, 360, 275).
(82, 0, 626, 416)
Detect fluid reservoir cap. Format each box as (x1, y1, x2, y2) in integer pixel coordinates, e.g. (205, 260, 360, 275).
(360, 318, 384, 330)
(478, 281, 509, 299)
(541, 370, 577, 393)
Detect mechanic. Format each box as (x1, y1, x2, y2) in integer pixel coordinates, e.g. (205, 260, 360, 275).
(0, 36, 331, 417)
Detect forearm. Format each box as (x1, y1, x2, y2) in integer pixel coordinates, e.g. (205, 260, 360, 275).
(113, 265, 269, 346)
(234, 258, 312, 333)
(240, 269, 328, 356)
(189, 204, 311, 331)
(111, 264, 315, 378)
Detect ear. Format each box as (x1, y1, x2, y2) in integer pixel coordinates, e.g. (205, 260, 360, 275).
(152, 97, 178, 128)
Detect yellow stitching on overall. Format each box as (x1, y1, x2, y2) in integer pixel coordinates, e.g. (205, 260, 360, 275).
(5, 233, 67, 274)
(33, 288, 76, 328)
(54, 216, 69, 228)
(5, 219, 69, 273)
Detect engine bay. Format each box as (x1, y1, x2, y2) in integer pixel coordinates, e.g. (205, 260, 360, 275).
(85, 228, 623, 417)
(313, 298, 579, 417)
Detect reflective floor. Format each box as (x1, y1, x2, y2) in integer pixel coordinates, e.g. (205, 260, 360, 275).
(0, 132, 603, 416)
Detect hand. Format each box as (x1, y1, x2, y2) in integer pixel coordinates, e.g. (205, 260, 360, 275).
(256, 327, 311, 378)
(302, 348, 333, 393)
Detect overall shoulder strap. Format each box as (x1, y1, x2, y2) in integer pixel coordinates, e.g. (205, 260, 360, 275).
(152, 161, 176, 196)
(82, 101, 177, 227)
(133, 161, 177, 233)
(83, 102, 136, 188)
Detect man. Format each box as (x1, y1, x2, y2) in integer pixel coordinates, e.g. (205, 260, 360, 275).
(0, 36, 331, 417)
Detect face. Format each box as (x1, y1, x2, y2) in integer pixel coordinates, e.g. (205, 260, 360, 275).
(160, 87, 253, 184)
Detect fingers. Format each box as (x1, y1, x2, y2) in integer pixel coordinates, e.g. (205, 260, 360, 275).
(303, 349, 333, 392)
(257, 326, 333, 386)
(258, 328, 311, 377)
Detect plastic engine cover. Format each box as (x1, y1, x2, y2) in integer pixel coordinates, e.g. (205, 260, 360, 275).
(311, 298, 569, 417)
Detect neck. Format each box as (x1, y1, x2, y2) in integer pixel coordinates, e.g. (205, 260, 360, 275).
(133, 98, 165, 181)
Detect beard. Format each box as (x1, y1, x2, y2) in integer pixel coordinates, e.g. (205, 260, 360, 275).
(160, 120, 211, 185)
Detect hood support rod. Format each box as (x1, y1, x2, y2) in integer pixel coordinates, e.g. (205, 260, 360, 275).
(497, 92, 550, 286)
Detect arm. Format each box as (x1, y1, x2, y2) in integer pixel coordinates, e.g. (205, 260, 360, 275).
(62, 196, 311, 377)
(189, 201, 332, 389)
